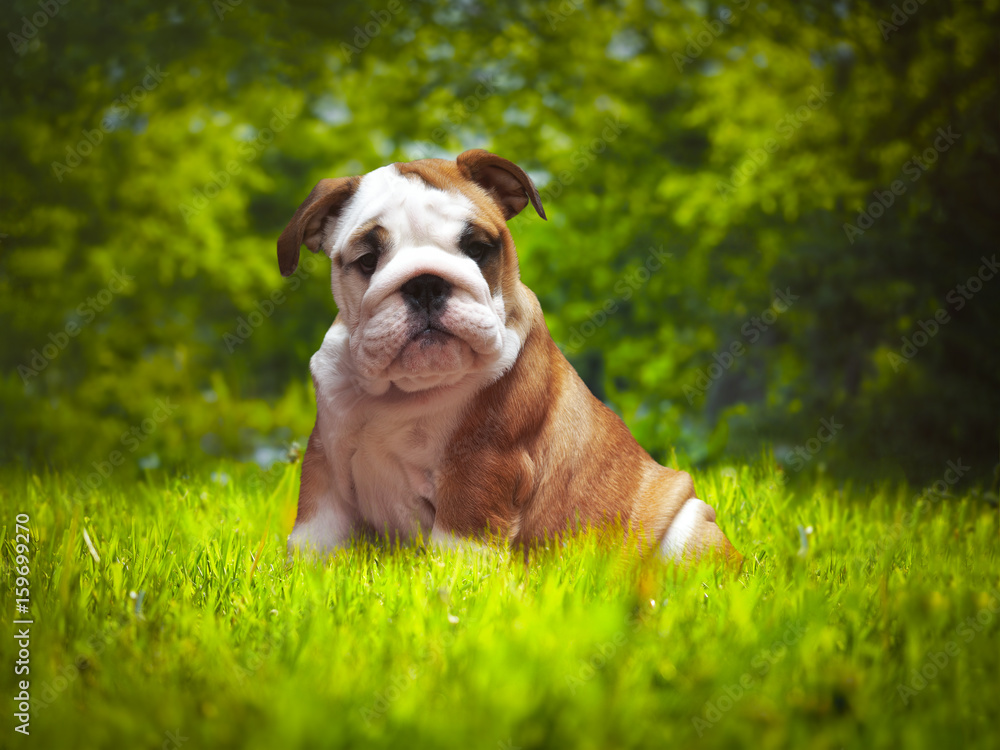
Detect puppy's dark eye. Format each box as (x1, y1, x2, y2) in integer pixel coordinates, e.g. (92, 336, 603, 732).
(357, 253, 378, 275)
(464, 241, 495, 263)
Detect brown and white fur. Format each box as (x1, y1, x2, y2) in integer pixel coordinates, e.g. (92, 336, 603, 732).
(276, 149, 740, 564)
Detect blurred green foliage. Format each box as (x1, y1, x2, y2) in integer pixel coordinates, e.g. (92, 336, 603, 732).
(2, 0, 998, 482)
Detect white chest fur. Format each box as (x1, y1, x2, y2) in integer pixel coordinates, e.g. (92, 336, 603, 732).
(304, 322, 479, 542)
(341, 387, 461, 539)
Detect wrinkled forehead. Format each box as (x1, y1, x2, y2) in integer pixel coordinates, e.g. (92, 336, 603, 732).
(330, 164, 476, 252)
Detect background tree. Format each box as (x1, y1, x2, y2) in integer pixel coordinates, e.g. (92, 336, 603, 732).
(2, 0, 997, 485)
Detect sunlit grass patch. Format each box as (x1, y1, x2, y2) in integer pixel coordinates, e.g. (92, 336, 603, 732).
(1, 459, 997, 749)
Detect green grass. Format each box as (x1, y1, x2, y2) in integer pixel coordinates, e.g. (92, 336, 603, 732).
(2, 458, 998, 749)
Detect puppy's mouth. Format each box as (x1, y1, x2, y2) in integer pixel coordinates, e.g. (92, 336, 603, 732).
(410, 322, 453, 342)
(402, 311, 468, 348)
(387, 316, 476, 385)
(400, 319, 463, 357)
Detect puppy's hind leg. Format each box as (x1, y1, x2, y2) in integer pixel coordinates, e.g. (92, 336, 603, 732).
(659, 497, 742, 566)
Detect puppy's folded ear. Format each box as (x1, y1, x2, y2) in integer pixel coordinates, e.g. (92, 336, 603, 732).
(277, 176, 360, 277)
(456, 149, 547, 222)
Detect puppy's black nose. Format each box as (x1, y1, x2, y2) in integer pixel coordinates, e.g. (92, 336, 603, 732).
(400, 274, 451, 313)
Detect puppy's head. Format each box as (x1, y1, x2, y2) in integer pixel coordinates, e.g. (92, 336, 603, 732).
(277, 150, 545, 394)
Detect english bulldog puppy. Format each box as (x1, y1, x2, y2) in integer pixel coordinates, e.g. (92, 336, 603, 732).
(277, 149, 740, 564)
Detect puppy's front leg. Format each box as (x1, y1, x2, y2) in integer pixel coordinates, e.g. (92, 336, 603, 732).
(287, 424, 357, 555)
(429, 450, 533, 550)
